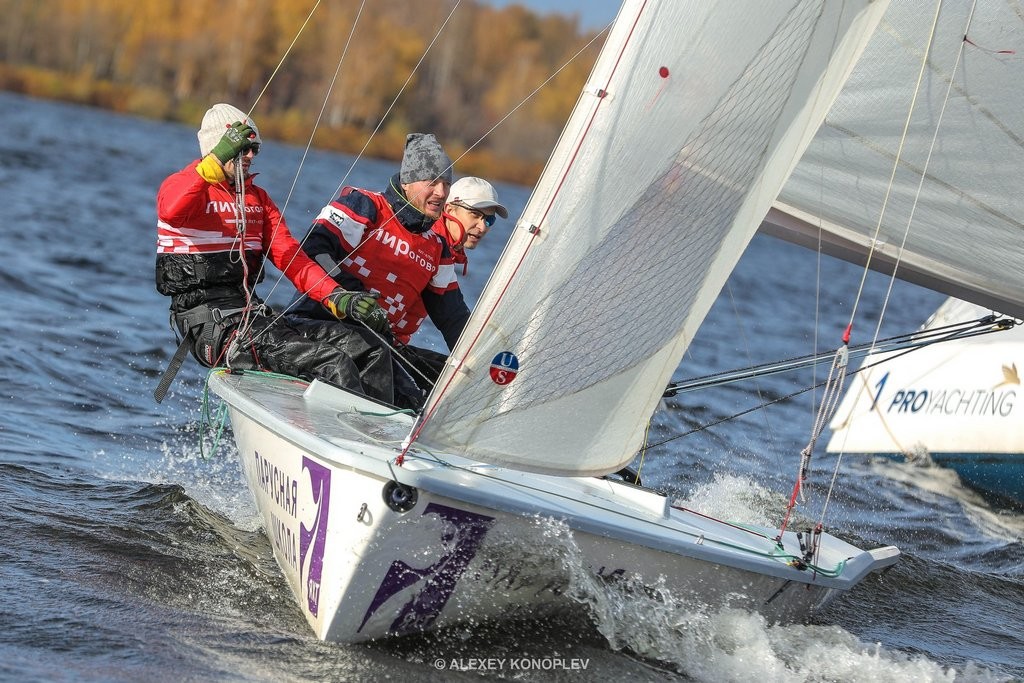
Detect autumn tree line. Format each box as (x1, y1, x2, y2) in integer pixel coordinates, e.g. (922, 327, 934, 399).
(0, 0, 607, 184)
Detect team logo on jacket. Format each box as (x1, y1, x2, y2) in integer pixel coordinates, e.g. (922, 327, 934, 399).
(489, 352, 519, 385)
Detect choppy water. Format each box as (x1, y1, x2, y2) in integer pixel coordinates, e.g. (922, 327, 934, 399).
(1, 91, 1021, 682)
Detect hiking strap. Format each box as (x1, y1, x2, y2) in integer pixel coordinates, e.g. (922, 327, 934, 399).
(154, 331, 193, 403)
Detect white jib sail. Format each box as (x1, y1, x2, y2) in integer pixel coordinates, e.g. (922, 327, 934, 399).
(414, 0, 890, 476)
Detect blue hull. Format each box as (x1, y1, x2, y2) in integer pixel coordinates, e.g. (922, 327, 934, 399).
(929, 453, 1024, 507)
(877, 452, 1024, 507)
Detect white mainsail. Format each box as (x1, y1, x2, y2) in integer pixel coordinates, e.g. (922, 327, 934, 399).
(768, 0, 1024, 319)
(413, 0, 889, 475)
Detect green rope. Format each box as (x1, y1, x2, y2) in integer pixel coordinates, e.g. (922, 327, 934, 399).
(199, 367, 301, 458)
(199, 369, 231, 459)
(356, 407, 418, 417)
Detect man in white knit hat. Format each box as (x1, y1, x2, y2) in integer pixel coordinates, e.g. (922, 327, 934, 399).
(154, 103, 424, 409)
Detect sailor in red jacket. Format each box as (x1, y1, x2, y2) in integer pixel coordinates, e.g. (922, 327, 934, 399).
(434, 176, 509, 275)
(293, 133, 471, 388)
(155, 103, 422, 408)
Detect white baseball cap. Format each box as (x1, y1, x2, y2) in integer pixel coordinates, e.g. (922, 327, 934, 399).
(448, 177, 508, 219)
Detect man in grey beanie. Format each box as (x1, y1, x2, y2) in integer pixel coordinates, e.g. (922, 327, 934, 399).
(392, 132, 455, 222)
(292, 132, 469, 390)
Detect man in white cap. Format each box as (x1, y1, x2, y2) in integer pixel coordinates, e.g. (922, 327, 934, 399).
(293, 133, 471, 390)
(154, 103, 423, 408)
(437, 176, 508, 274)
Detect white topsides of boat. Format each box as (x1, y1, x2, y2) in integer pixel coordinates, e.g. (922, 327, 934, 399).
(209, 370, 898, 590)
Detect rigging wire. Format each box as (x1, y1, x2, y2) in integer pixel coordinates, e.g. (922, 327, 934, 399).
(247, 1, 323, 116)
(724, 282, 782, 468)
(201, 0, 333, 348)
(225, 2, 470, 376)
(251, 0, 369, 307)
(841, 3, 944, 335)
(820, 0, 975, 528)
(255, 0, 464, 312)
(215, 0, 615, 409)
(211, 0, 464, 386)
(648, 315, 1016, 451)
(271, 0, 609, 317)
(662, 316, 1010, 396)
(439, 28, 611, 175)
(326, 1, 464, 201)
(776, 0, 946, 541)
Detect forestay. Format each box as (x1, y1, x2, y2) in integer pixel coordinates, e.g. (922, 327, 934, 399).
(413, 0, 889, 476)
(768, 0, 1024, 319)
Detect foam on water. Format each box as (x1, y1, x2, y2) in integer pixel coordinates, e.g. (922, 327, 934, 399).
(519, 477, 1014, 683)
(101, 415, 262, 533)
(682, 472, 789, 527)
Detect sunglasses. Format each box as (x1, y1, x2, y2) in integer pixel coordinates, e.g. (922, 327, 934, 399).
(453, 202, 496, 227)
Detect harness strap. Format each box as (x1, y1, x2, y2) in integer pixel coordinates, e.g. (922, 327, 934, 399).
(154, 331, 194, 403)
(176, 304, 249, 329)
(153, 304, 251, 403)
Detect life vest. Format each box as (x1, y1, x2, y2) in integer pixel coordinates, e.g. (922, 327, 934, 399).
(326, 188, 459, 344)
(156, 161, 336, 313)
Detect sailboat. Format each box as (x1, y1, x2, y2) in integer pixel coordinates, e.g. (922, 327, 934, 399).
(827, 296, 1024, 505)
(205, 0, 911, 643)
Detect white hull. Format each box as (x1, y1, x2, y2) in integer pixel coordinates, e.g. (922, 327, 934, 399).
(210, 370, 898, 643)
(828, 299, 1024, 503)
(828, 341, 1024, 455)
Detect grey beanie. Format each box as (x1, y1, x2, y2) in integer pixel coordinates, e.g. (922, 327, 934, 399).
(399, 133, 453, 184)
(197, 103, 262, 157)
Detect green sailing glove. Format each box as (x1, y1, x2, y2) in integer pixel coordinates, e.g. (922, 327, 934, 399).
(210, 121, 258, 164)
(325, 289, 390, 335)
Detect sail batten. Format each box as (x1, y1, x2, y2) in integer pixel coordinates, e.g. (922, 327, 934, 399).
(415, 0, 890, 475)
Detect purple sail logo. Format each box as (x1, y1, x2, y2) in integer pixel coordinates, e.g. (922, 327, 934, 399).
(299, 457, 331, 617)
(358, 503, 494, 635)
(489, 352, 519, 385)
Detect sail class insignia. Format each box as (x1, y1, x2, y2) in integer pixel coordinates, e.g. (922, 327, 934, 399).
(489, 352, 519, 385)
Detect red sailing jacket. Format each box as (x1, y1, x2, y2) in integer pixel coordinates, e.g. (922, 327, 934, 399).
(156, 161, 338, 308)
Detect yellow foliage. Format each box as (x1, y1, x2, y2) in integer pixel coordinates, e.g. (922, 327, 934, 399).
(0, 0, 607, 184)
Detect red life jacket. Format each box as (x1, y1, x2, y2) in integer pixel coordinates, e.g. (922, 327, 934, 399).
(156, 161, 337, 306)
(329, 189, 459, 344)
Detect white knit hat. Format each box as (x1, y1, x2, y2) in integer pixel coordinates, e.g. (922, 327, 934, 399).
(197, 103, 262, 157)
